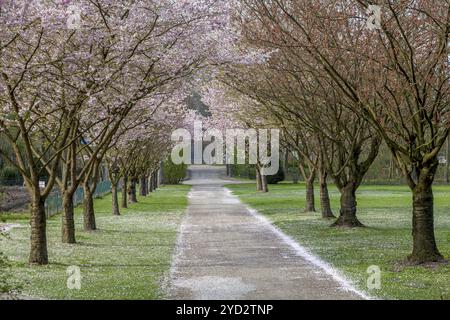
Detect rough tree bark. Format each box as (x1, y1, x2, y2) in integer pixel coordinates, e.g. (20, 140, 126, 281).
(325, 135, 381, 228)
(60, 141, 78, 244)
(150, 173, 155, 191)
(83, 183, 97, 231)
(139, 176, 147, 196)
(445, 136, 449, 184)
(158, 161, 164, 185)
(319, 170, 334, 218)
(331, 182, 364, 228)
(305, 177, 316, 212)
(298, 162, 316, 212)
(256, 167, 262, 191)
(149, 174, 154, 193)
(153, 171, 158, 189)
(29, 193, 48, 265)
(62, 191, 76, 243)
(144, 174, 149, 195)
(128, 178, 137, 203)
(112, 182, 120, 216)
(261, 174, 269, 193)
(121, 175, 128, 208)
(408, 165, 444, 264)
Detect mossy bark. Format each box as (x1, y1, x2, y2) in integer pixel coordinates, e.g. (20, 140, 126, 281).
(305, 178, 315, 212)
(408, 166, 443, 264)
(139, 176, 147, 196)
(153, 172, 158, 189)
(128, 178, 137, 203)
(261, 174, 269, 193)
(62, 191, 76, 243)
(29, 194, 48, 265)
(319, 172, 334, 218)
(256, 168, 262, 191)
(149, 174, 154, 193)
(331, 182, 364, 227)
(112, 183, 120, 216)
(144, 175, 149, 195)
(121, 175, 128, 208)
(83, 184, 96, 231)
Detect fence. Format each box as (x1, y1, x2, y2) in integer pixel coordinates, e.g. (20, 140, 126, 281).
(44, 180, 112, 217)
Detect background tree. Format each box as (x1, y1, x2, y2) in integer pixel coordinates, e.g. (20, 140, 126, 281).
(239, 0, 449, 262)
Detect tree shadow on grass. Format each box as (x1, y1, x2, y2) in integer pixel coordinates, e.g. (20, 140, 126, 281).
(49, 262, 171, 268)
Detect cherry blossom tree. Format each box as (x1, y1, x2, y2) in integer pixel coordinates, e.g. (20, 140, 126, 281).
(0, 0, 251, 264)
(237, 0, 449, 262)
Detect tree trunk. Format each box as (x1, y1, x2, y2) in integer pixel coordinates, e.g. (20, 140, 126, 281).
(149, 174, 154, 193)
(128, 178, 137, 203)
(62, 191, 76, 243)
(283, 149, 289, 171)
(29, 193, 48, 265)
(144, 175, 149, 195)
(305, 178, 316, 212)
(112, 183, 120, 216)
(445, 136, 449, 184)
(83, 184, 96, 231)
(139, 176, 146, 196)
(158, 161, 164, 185)
(261, 174, 269, 193)
(154, 172, 158, 189)
(319, 172, 334, 218)
(408, 179, 443, 264)
(331, 183, 364, 227)
(121, 175, 128, 208)
(388, 154, 394, 180)
(256, 167, 262, 191)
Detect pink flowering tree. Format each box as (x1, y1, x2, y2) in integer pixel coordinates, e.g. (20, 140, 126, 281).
(0, 0, 249, 264)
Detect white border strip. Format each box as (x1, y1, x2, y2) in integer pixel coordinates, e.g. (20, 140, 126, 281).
(167, 188, 192, 296)
(224, 188, 374, 300)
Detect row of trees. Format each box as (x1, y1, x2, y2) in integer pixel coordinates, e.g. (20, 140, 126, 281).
(1, 0, 448, 267)
(0, 1, 250, 265)
(204, 0, 449, 264)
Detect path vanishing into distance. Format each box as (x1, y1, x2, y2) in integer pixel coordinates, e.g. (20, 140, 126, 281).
(169, 165, 370, 300)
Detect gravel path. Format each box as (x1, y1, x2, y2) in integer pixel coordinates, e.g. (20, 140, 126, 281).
(169, 165, 369, 300)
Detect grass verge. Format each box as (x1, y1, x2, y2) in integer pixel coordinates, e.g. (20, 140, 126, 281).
(227, 183, 450, 300)
(0, 185, 190, 299)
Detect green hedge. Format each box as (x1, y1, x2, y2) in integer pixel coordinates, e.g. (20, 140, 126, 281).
(230, 163, 285, 184)
(230, 164, 256, 179)
(163, 160, 187, 185)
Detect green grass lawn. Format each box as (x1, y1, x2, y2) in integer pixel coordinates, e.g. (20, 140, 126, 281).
(0, 185, 190, 299)
(227, 183, 450, 300)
